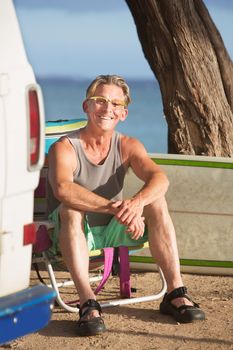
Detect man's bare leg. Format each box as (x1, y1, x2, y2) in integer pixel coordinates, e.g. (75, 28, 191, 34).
(58, 205, 99, 315)
(144, 197, 193, 308)
(144, 196, 205, 322)
(58, 205, 107, 335)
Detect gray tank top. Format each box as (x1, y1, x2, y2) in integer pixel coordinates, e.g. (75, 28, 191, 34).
(65, 129, 126, 227)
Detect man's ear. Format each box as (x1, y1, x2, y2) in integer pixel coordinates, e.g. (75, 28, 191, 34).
(82, 100, 88, 113)
(120, 108, 128, 122)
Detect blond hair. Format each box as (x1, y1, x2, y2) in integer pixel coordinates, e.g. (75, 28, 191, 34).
(86, 75, 131, 106)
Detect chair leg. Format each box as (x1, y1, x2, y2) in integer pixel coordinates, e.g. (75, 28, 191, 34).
(36, 249, 167, 312)
(119, 247, 131, 298)
(100, 266, 167, 309)
(42, 252, 79, 313)
(40, 252, 104, 313)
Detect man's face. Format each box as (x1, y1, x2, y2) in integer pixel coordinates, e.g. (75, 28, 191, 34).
(83, 84, 128, 131)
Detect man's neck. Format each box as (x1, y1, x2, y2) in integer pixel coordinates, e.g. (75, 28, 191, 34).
(79, 126, 114, 165)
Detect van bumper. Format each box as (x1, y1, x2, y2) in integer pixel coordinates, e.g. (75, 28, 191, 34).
(0, 284, 56, 345)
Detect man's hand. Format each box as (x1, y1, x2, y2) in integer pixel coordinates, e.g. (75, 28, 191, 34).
(125, 216, 145, 240)
(111, 197, 145, 239)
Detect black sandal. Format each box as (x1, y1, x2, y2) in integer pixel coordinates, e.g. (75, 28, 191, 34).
(76, 299, 106, 336)
(159, 286, 205, 323)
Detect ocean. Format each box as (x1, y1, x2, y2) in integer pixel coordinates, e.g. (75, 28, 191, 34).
(38, 78, 168, 153)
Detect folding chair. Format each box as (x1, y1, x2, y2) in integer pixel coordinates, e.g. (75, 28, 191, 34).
(32, 224, 167, 312)
(32, 119, 167, 312)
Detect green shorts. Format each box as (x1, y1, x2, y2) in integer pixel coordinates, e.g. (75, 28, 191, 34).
(48, 207, 148, 255)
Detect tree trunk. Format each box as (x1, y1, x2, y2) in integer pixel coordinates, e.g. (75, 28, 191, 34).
(125, 0, 233, 156)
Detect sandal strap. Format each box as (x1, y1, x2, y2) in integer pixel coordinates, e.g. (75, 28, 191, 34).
(165, 286, 188, 302)
(177, 304, 199, 312)
(165, 287, 200, 308)
(79, 299, 102, 318)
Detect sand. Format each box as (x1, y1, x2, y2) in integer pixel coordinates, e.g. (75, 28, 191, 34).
(1, 269, 233, 350)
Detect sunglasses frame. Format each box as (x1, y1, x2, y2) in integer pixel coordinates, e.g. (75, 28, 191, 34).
(88, 96, 126, 108)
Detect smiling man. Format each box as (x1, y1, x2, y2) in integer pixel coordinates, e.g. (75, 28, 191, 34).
(48, 74, 205, 336)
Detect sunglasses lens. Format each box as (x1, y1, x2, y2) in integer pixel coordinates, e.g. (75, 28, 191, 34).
(111, 99, 125, 107)
(95, 97, 107, 105)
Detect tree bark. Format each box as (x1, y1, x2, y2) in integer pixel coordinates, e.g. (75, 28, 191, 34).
(125, 0, 233, 156)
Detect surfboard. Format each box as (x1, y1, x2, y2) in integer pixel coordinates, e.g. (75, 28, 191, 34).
(124, 154, 233, 275)
(45, 118, 87, 154)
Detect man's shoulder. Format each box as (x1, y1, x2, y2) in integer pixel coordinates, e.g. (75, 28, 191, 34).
(120, 134, 147, 163)
(120, 134, 142, 149)
(49, 136, 74, 157)
(48, 137, 77, 171)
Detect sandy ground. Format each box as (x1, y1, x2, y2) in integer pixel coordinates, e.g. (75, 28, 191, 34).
(1, 269, 233, 350)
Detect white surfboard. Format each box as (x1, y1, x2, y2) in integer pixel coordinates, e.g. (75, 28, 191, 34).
(124, 154, 233, 275)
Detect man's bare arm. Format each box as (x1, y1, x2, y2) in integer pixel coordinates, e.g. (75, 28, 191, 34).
(112, 137, 169, 233)
(48, 139, 116, 215)
(122, 136, 169, 204)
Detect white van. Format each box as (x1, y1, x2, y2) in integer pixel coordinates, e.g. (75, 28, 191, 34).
(0, 0, 55, 344)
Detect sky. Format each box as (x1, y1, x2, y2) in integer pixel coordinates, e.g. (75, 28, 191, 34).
(13, 0, 233, 80)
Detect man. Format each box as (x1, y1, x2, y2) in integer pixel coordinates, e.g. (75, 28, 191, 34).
(48, 74, 205, 336)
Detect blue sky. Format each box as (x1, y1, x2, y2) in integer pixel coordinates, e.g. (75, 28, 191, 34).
(14, 0, 233, 80)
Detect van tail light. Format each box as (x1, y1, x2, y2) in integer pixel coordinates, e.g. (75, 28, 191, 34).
(29, 89, 40, 165)
(23, 223, 36, 246)
(26, 85, 45, 170)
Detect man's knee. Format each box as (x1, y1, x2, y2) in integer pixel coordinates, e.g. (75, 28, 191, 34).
(144, 196, 169, 220)
(59, 204, 85, 231)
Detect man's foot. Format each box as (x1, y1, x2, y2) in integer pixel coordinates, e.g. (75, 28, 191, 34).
(76, 299, 106, 336)
(159, 286, 205, 323)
